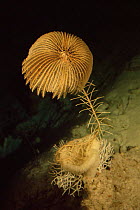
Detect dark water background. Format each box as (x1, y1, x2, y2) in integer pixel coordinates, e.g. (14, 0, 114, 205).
(0, 1, 140, 208)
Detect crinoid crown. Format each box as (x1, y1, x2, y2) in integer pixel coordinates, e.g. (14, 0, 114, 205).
(22, 31, 93, 99)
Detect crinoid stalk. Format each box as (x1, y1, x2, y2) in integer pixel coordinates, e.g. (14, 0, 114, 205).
(72, 82, 111, 139)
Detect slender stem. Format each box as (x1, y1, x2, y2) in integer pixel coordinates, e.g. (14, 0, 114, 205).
(82, 88, 102, 138)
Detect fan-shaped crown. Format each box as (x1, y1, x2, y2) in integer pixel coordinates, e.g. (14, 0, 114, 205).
(22, 31, 93, 99)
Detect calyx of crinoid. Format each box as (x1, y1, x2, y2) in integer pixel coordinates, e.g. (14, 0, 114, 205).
(55, 134, 100, 178)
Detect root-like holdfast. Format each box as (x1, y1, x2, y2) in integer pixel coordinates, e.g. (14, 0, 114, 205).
(51, 134, 114, 196)
(55, 134, 100, 176)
